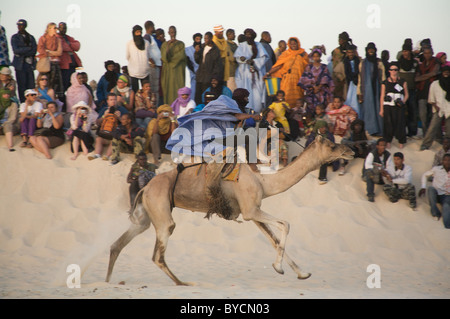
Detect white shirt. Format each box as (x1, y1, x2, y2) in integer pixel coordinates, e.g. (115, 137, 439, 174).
(429, 79, 450, 118)
(386, 164, 413, 186)
(421, 166, 450, 195)
(364, 152, 394, 171)
(126, 39, 151, 79)
(144, 34, 162, 67)
(203, 45, 212, 62)
(178, 100, 196, 117)
(19, 101, 43, 115)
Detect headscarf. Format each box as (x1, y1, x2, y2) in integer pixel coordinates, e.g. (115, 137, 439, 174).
(343, 44, 360, 85)
(436, 52, 447, 62)
(232, 88, 250, 112)
(439, 65, 450, 102)
(313, 120, 328, 134)
(244, 28, 258, 59)
(350, 118, 368, 141)
(171, 87, 192, 115)
(132, 25, 145, 51)
(104, 60, 117, 92)
(116, 75, 131, 94)
(192, 33, 202, 47)
(66, 72, 96, 113)
(0, 88, 12, 119)
(146, 104, 174, 141)
(209, 74, 225, 98)
(271, 37, 306, 78)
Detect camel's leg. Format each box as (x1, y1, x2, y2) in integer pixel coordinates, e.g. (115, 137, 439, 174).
(253, 221, 311, 280)
(151, 210, 190, 286)
(245, 209, 290, 275)
(106, 221, 150, 282)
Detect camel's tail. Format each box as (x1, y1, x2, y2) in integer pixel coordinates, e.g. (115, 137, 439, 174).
(128, 189, 150, 225)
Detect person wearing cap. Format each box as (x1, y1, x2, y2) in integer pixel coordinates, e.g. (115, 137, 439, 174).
(420, 65, 450, 151)
(111, 74, 135, 112)
(18, 89, 43, 147)
(160, 26, 186, 105)
(398, 39, 419, 138)
(11, 19, 37, 103)
(357, 42, 386, 136)
(57, 22, 82, 92)
(0, 67, 17, 98)
(37, 23, 63, 100)
(0, 88, 19, 151)
(69, 101, 96, 160)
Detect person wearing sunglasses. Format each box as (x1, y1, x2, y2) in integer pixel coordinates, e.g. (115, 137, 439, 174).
(35, 73, 56, 107)
(379, 62, 409, 149)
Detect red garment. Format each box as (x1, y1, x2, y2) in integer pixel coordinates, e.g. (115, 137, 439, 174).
(57, 34, 82, 69)
(416, 57, 438, 91)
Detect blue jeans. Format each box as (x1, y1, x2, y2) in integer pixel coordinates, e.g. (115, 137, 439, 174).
(427, 186, 450, 229)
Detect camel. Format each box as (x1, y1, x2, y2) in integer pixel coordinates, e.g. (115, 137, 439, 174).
(105, 135, 354, 285)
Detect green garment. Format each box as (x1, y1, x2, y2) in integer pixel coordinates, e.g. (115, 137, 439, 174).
(161, 40, 186, 105)
(0, 88, 12, 120)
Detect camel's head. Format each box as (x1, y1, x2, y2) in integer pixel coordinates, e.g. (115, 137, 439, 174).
(313, 135, 354, 163)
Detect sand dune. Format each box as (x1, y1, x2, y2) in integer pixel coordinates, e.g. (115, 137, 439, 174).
(0, 135, 449, 299)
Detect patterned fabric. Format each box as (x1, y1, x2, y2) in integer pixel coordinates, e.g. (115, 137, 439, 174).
(0, 26, 10, 66)
(383, 183, 416, 208)
(111, 136, 144, 161)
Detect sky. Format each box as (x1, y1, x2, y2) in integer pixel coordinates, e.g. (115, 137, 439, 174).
(1, 0, 449, 84)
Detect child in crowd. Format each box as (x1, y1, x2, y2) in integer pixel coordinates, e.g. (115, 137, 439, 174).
(268, 90, 290, 134)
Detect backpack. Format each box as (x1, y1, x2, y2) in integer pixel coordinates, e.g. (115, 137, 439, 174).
(97, 113, 118, 140)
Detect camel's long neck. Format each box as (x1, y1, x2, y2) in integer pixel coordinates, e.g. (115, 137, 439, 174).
(258, 143, 323, 198)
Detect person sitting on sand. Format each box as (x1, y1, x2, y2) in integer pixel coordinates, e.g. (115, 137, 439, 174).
(419, 153, 450, 229)
(363, 138, 394, 202)
(340, 119, 373, 175)
(19, 89, 43, 148)
(382, 152, 417, 210)
(69, 101, 96, 160)
(0, 88, 19, 151)
(110, 113, 145, 165)
(29, 101, 65, 159)
(432, 137, 450, 167)
(127, 151, 157, 206)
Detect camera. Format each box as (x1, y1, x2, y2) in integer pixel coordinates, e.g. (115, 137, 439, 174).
(109, 106, 117, 114)
(43, 109, 48, 113)
(395, 99, 405, 107)
(384, 95, 393, 102)
(162, 112, 170, 117)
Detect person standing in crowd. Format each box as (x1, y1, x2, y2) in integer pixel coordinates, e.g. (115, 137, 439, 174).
(0, 11, 11, 67)
(420, 66, 450, 150)
(398, 40, 419, 138)
(160, 26, 186, 105)
(265, 37, 308, 108)
(126, 25, 151, 94)
(186, 33, 202, 101)
(416, 46, 440, 136)
(274, 40, 287, 61)
(363, 138, 394, 202)
(37, 23, 64, 101)
(332, 32, 352, 99)
(96, 60, 119, 109)
(143, 21, 162, 105)
(194, 32, 223, 105)
(260, 31, 276, 106)
(381, 50, 390, 80)
(380, 62, 409, 149)
(226, 29, 238, 92)
(154, 28, 165, 49)
(234, 28, 269, 113)
(213, 25, 228, 84)
(11, 19, 37, 103)
(383, 152, 417, 210)
(57, 22, 82, 93)
(419, 153, 450, 228)
(298, 47, 335, 115)
(342, 44, 361, 116)
(358, 42, 386, 136)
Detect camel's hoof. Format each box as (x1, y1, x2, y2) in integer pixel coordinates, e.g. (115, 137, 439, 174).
(272, 263, 284, 275)
(298, 273, 312, 280)
(176, 281, 194, 286)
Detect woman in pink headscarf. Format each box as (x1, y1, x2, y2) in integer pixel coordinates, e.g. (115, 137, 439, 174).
(171, 86, 196, 117)
(65, 72, 96, 113)
(436, 52, 450, 70)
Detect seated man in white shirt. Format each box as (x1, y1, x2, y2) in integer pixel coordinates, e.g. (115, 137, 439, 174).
(363, 138, 394, 202)
(383, 152, 417, 209)
(419, 153, 450, 228)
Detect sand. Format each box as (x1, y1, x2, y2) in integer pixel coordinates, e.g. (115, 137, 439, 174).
(0, 134, 449, 300)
